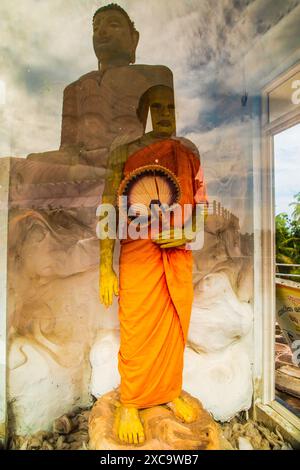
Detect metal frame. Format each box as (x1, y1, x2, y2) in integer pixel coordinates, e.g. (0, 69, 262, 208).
(253, 61, 300, 442)
(0, 158, 10, 448)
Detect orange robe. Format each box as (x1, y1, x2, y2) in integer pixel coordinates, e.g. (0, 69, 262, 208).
(118, 138, 208, 408)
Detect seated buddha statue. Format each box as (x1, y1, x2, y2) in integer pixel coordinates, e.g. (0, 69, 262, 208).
(27, 3, 173, 169)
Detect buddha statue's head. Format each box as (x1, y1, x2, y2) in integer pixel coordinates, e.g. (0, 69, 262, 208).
(138, 85, 176, 138)
(93, 3, 139, 67)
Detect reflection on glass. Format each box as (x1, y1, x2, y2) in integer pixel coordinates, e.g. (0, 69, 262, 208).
(274, 123, 300, 417)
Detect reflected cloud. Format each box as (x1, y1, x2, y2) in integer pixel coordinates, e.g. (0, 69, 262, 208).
(1, 0, 299, 232)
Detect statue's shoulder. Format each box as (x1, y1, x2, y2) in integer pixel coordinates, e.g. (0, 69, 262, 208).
(131, 64, 173, 81)
(64, 65, 173, 92)
(172, 136, 200, 160)
(63, 71, 99, 92)
(131, 64, 172, 73)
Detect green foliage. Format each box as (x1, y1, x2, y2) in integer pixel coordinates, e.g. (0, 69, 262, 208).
(276, 192, 300, 280)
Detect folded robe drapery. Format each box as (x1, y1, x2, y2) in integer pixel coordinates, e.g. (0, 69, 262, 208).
(118, 138, 208, 408)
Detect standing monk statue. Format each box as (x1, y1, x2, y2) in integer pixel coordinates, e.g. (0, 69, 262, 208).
(99, 85, 209, 445)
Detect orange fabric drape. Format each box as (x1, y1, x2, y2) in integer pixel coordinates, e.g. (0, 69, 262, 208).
(118, 138, 207, 408)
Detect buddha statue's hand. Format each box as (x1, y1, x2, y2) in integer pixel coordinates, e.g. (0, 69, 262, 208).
(153, 228, 190, 249)
(99, 268, 119, 308)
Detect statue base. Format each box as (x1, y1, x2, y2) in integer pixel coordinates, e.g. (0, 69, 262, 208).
(88, 389, 226, 450)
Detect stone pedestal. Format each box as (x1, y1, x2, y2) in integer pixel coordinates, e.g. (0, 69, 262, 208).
(88, 389, 224, 450)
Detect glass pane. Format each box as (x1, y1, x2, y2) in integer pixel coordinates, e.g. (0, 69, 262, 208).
(274, 123, 300, 417)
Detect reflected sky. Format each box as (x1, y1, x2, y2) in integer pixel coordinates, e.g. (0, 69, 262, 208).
(0, 0, 299, 157)
(1, 0, 299, 234)
(274, 123, 300, 219)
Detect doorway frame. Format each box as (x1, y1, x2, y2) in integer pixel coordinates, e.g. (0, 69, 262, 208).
(253, 61, 300, 445)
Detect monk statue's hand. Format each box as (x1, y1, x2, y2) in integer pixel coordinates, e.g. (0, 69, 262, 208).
(153, 228, 190, 249)
(99, 268, 119, 308)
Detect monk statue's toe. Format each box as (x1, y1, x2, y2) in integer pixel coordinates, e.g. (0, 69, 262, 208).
(117, 406, 145, 445)
(88, 390, 223, 450)
(166, 396, 199, 423)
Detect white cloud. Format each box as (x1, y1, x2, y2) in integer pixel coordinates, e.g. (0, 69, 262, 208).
(0, 80, 6, 105)
(0, 0, 254, 155)
(1, 0, 299, 233)
(1, 0, 298, 155)
(274, 124, 300, 218)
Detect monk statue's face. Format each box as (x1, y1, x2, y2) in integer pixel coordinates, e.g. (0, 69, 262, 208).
(148, 87, 176, 137)
(93, 10, 139, 64)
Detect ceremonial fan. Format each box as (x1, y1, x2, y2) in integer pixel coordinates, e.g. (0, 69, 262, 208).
(117, 164, 181, 226)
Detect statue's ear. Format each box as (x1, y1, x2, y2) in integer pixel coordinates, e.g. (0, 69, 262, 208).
(131, 30, 140, 63)
(133, 30, 140, 49)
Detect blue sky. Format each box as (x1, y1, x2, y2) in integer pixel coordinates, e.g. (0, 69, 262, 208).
(274, 123, 300, 219)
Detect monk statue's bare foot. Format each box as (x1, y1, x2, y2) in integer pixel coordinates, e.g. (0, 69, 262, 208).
(117, 406, 145, 445)
(166, 396, 198, 423)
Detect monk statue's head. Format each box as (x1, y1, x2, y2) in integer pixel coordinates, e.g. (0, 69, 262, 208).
(93, 3, 139, 68)
(138, 85, 176, 137)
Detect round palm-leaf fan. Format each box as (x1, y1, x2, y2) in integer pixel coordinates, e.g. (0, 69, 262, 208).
(117, 164, 181, 226)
